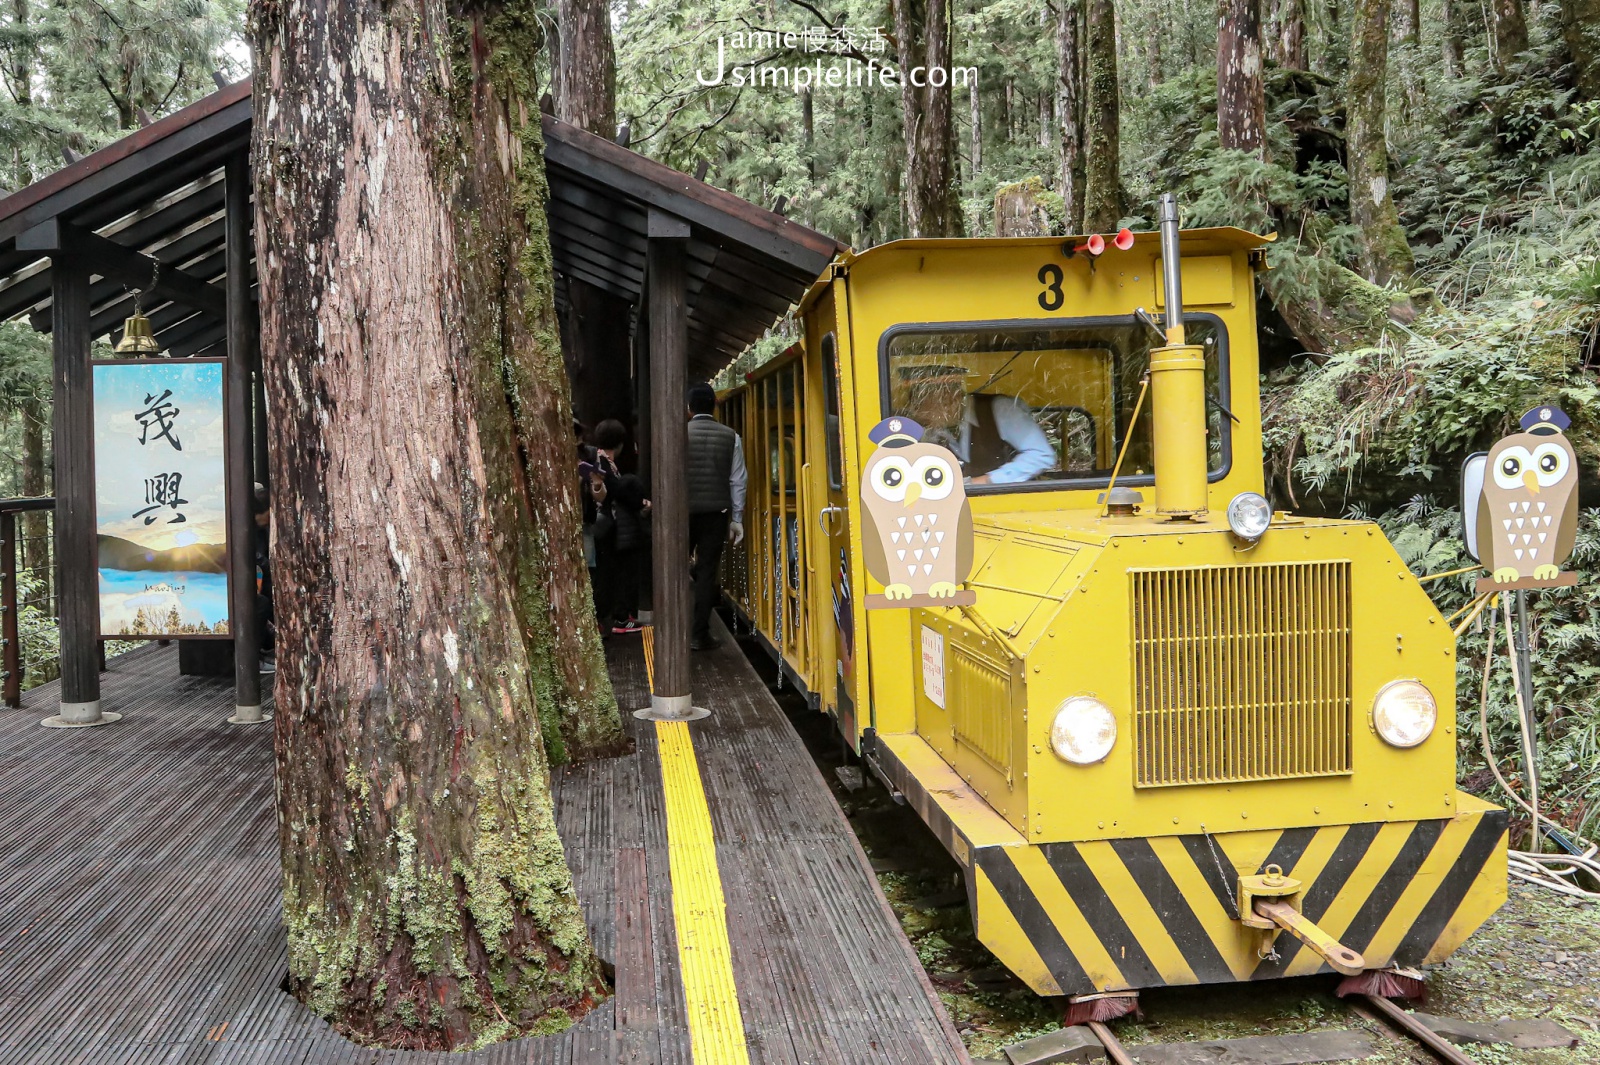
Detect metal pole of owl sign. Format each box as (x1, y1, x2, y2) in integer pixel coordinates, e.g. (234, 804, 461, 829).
(1465, 405, 1581, 593)
(861, 416, 978, 609)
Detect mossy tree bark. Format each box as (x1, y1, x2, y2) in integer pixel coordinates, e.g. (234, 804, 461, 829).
(1218, 0, 1266, 155)
(1491, 0, 1528, 72)
(1271, 0, 1308, 71)
(1055, 0, 1084, 230)
(249, 0, 619, 1046)
(1442, 0, 1464, 77)
(1081, 0, 1123, 232)
(555, 0, 616, 138)
(1559, 0, 1600, 100)
(892, 0, 965, 237)
(1346, 0, 1413, 285)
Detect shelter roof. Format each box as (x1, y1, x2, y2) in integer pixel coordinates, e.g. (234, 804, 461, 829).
(0, 83, 843, 373)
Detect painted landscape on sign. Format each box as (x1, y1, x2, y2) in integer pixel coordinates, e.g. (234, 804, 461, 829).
(92, 361, 230, 637)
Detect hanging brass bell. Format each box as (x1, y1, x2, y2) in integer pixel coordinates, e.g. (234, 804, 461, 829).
(114, 311, 164, 355)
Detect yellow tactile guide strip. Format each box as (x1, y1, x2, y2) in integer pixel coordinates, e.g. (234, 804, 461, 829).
(641, 627, 752, 1065)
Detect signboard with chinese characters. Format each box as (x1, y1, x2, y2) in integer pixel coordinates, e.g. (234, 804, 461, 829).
(92, 359, 230, 638)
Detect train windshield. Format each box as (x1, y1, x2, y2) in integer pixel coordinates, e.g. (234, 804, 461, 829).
(880, 316, 1229, 491)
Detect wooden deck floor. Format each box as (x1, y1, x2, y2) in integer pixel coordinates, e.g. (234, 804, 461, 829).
(0, 629, 968, 1064)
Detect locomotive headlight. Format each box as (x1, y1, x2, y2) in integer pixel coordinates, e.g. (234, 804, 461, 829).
(1050, 696, 1117, 765)
(1372, 680, 1438, 748)
(1226, 491, 1273, 542)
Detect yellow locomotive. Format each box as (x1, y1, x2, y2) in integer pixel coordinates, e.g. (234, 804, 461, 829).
(719, 198, 1507, 999)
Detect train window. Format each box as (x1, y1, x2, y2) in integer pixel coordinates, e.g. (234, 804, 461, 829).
(821, 334, 844, 489)
(880, 316, 1229, 491)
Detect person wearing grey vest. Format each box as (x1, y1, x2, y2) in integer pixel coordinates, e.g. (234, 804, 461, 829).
(685, 383, 747, 650)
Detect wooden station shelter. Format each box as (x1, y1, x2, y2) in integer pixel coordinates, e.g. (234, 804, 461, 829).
(0, 80, 840, 724)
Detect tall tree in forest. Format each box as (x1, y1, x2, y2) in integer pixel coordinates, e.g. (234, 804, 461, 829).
(1490, 0, 1528, 71)
(1346, 0, 1413, 284)
(1442, 0, 1464, 77)
(556, 0, 616, 137)
(1056, 0, 1083, 229)
(1217, 0, 1266, 154)
(892, 0, 964, 236)
(1559, 0, 1600, 99)
(1080, 0, 1122, 231)
(554, 0, 634, 435)
(1271, 0, 1308, 70)
(250, 0, 620, 1044)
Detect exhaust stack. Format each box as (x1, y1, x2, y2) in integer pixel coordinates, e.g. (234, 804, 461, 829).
(1149, 193, 1209, 520)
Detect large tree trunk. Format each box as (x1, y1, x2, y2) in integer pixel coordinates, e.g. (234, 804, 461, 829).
(1346, 0, 1412, 285)
(1442, 0, 1464, 77)
(1271, 0, 1309, 69)
(556, 0, 616, 138)
(1147, 1, 1164, 84)
(1218, 0, 1266, 154)
(969, 75, 982, 176)
(1056, 0, 1082, 229)
(1559, 0, 1600, 99)
(893, 0, 965, 236)
(1081, 0, 1123, 232)
(1491, 0, 1528, 71)
(250, 0, 619, 1046)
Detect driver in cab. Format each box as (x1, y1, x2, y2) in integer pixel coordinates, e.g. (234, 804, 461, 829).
(898, 364, 1055, 485)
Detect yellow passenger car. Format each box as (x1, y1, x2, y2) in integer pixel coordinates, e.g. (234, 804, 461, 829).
(719, 212, 1507, 999)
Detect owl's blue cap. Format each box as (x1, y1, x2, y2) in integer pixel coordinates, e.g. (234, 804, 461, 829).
(869, 416, 924, 448)
(1520, 405, 1571, 435)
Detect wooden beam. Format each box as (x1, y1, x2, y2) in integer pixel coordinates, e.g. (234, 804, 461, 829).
(223, 152, 262, 722)
(0, 182, 226, 323)
(647, 219, 691, 714)
(43, 252, 106, 726)
(19, 219, 227, 317)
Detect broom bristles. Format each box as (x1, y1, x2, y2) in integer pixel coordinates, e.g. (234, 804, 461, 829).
(1062, 994, 1140, 1026)
(1336, 969, 1427, 1002)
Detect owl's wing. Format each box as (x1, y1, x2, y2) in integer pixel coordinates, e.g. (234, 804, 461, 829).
(1475, 492, 1497, 568)
(1555, 488, 1579, 566)
(955, 498, 975, 582)
(860, 504, 890, 586)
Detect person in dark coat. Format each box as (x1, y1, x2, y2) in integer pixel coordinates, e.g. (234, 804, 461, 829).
(589, 418, 650, 635)
(684, 383, 746, 651)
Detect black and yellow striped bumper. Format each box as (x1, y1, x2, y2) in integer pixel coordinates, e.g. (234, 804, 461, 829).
(873, 733, 1509, 997)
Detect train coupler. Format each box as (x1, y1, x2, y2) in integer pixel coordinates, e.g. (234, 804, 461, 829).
(1238, 864, 1366, 976)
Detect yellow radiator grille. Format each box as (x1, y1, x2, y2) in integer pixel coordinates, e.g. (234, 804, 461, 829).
(1130, 562, 1352, 788)
(951, 647, 1014, 780)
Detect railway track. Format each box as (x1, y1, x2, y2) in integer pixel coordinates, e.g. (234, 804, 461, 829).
(1040, 992, 1581, 1065)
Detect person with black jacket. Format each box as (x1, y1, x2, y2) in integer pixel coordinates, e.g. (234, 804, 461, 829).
(588, 419, 650, 635)
(684, 383, 747, 651)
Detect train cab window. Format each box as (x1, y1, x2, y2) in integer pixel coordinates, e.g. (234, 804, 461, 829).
(880, 317, 1228, 490)
(821, 334, 844, 489)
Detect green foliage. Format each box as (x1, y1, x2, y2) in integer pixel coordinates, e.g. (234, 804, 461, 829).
(0, 0, 244, 190)
(13, 566, 60, 690)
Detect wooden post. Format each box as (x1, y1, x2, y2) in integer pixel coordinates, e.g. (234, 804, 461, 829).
(41, 251, 114, 727)
(2, 511, 17, 708)
(225, 151, 264, 724)
(634, 287, 651, 486)
(645, 210, 692, 718)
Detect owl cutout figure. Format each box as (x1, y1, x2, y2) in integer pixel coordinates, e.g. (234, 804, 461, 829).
(1475, 405, 1581, 592)
(861, 416, 977, 609)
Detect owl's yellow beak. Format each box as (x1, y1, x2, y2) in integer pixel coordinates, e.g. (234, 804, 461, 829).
(1523, 469, 1540, 494)
(904, 481, 923, 506)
